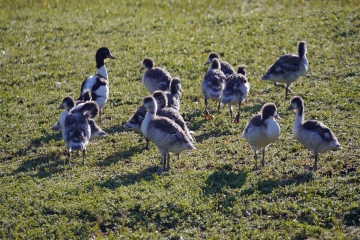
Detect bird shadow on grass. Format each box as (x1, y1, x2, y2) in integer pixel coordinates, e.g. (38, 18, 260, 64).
(241, 103, 264, 115)
(256, 171, 314, 195)
(1, 132, 63, 163)
(96, 144, 147, 167)
(102, 124, 124, 135)
(202, 169, 248, 195)
(194, 128, 226, 143)
(9, 151, 70, 178)
(97, 165, 159, 190)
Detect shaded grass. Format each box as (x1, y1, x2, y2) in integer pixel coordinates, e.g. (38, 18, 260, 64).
(0, 0, 360, 238)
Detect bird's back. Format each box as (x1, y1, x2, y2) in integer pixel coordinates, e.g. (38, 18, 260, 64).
(262, 54, 307, 82)
(222, 73, 249, 104)
(220, 62, 235, 77)
(146, 116, 194, 153)
(202, 69, 226, 99)
(157, 107, 194, 142)
(297, 120, 341, 153)
(62, 112, 90, 150)
(142, 67, 172, 93)
(166, 92, 180, 111)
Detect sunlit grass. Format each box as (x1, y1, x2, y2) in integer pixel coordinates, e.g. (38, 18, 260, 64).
(0, 0, 359, 238)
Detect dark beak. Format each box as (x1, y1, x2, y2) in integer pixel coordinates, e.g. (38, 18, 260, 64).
(107, 53, 116, 59)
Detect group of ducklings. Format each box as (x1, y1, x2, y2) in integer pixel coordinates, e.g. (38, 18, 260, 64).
(53, 41, 341, 172)
(52, 48, 115, 164)
(203, 41, 340, 171)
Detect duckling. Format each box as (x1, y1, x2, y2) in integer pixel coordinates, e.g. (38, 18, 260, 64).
(139, 57, 172, 94)
(221, 65, 250, 124)
(124, 90, 193, 151)
(141, 96, 195, 171)
(78, 47, 116, 122)
(152, 90, 194, 144)
(287, 96, 341, 171)
(52, 90, 92, 131)
(123, 106, 150, 149)
(88, 119, 107, 140)
(202, 58, 226, 120)
(205, 52, 235, 77)
(241, 103, 281, 168)
(261, 41, 308, 100)
(51, 96, 77, 131)
(62, 101, 99, 165)
(165, 77, 182, 111)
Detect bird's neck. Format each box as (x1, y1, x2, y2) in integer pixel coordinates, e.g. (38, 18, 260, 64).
(298, 45, 308, 70)
(97, 65, 108, 80)
(294, 107, 304, 130)
(171, 88, 179, 97)
(301, 55, 309, 70)
(141, 108, 155, 137)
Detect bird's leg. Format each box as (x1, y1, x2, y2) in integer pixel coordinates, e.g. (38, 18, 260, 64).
(313, 151, 318, 171)
(162, 153, 167, 172)
(285, 86, 289, 100)
(67, 150, 71, 165)
(145, 138, 150, 150)
(233, 102, 241, 124)
(204, 98, 212, 120)
(177, 153, 180, 160)
(167, 153, 171, 170)
(82, 149, 86, 165)
(261, 148, 266, 167)
(253, 149, 258, 169)
(99, 109, 102, 123)
(217, 100, 221, 113)
(229, 105, 233, 120)
(285, 83, 294, 100)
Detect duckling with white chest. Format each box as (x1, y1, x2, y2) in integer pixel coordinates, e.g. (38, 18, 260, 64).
(124, 90, 193, 151)
(287, 96, 341, 171)
(261, 41, 308, 100)
(221, 65, 250, 124)
(62, 101, 99, 165)
(202, 58, 226, 120)
(242, 103, 281, 168)
(141, 96, 195, 172)
(78, 47, 116, 122)
(139, 57, 172, 94)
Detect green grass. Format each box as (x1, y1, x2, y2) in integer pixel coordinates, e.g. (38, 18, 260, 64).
(1, 0, 360, 238)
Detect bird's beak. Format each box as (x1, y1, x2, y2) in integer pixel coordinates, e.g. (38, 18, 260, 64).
(286, 106, 294, 111)
(107, 53, 116, 59)
(139, 67, 145, 73)
(204, 60, 210, 65)
(274, 114, 281, 120)
(57, 105, 65, 109)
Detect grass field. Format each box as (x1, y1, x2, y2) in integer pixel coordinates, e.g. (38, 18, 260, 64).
(1, 0, 360, 238)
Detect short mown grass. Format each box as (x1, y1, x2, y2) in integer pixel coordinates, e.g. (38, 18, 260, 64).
(1, 0, 360, 238)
